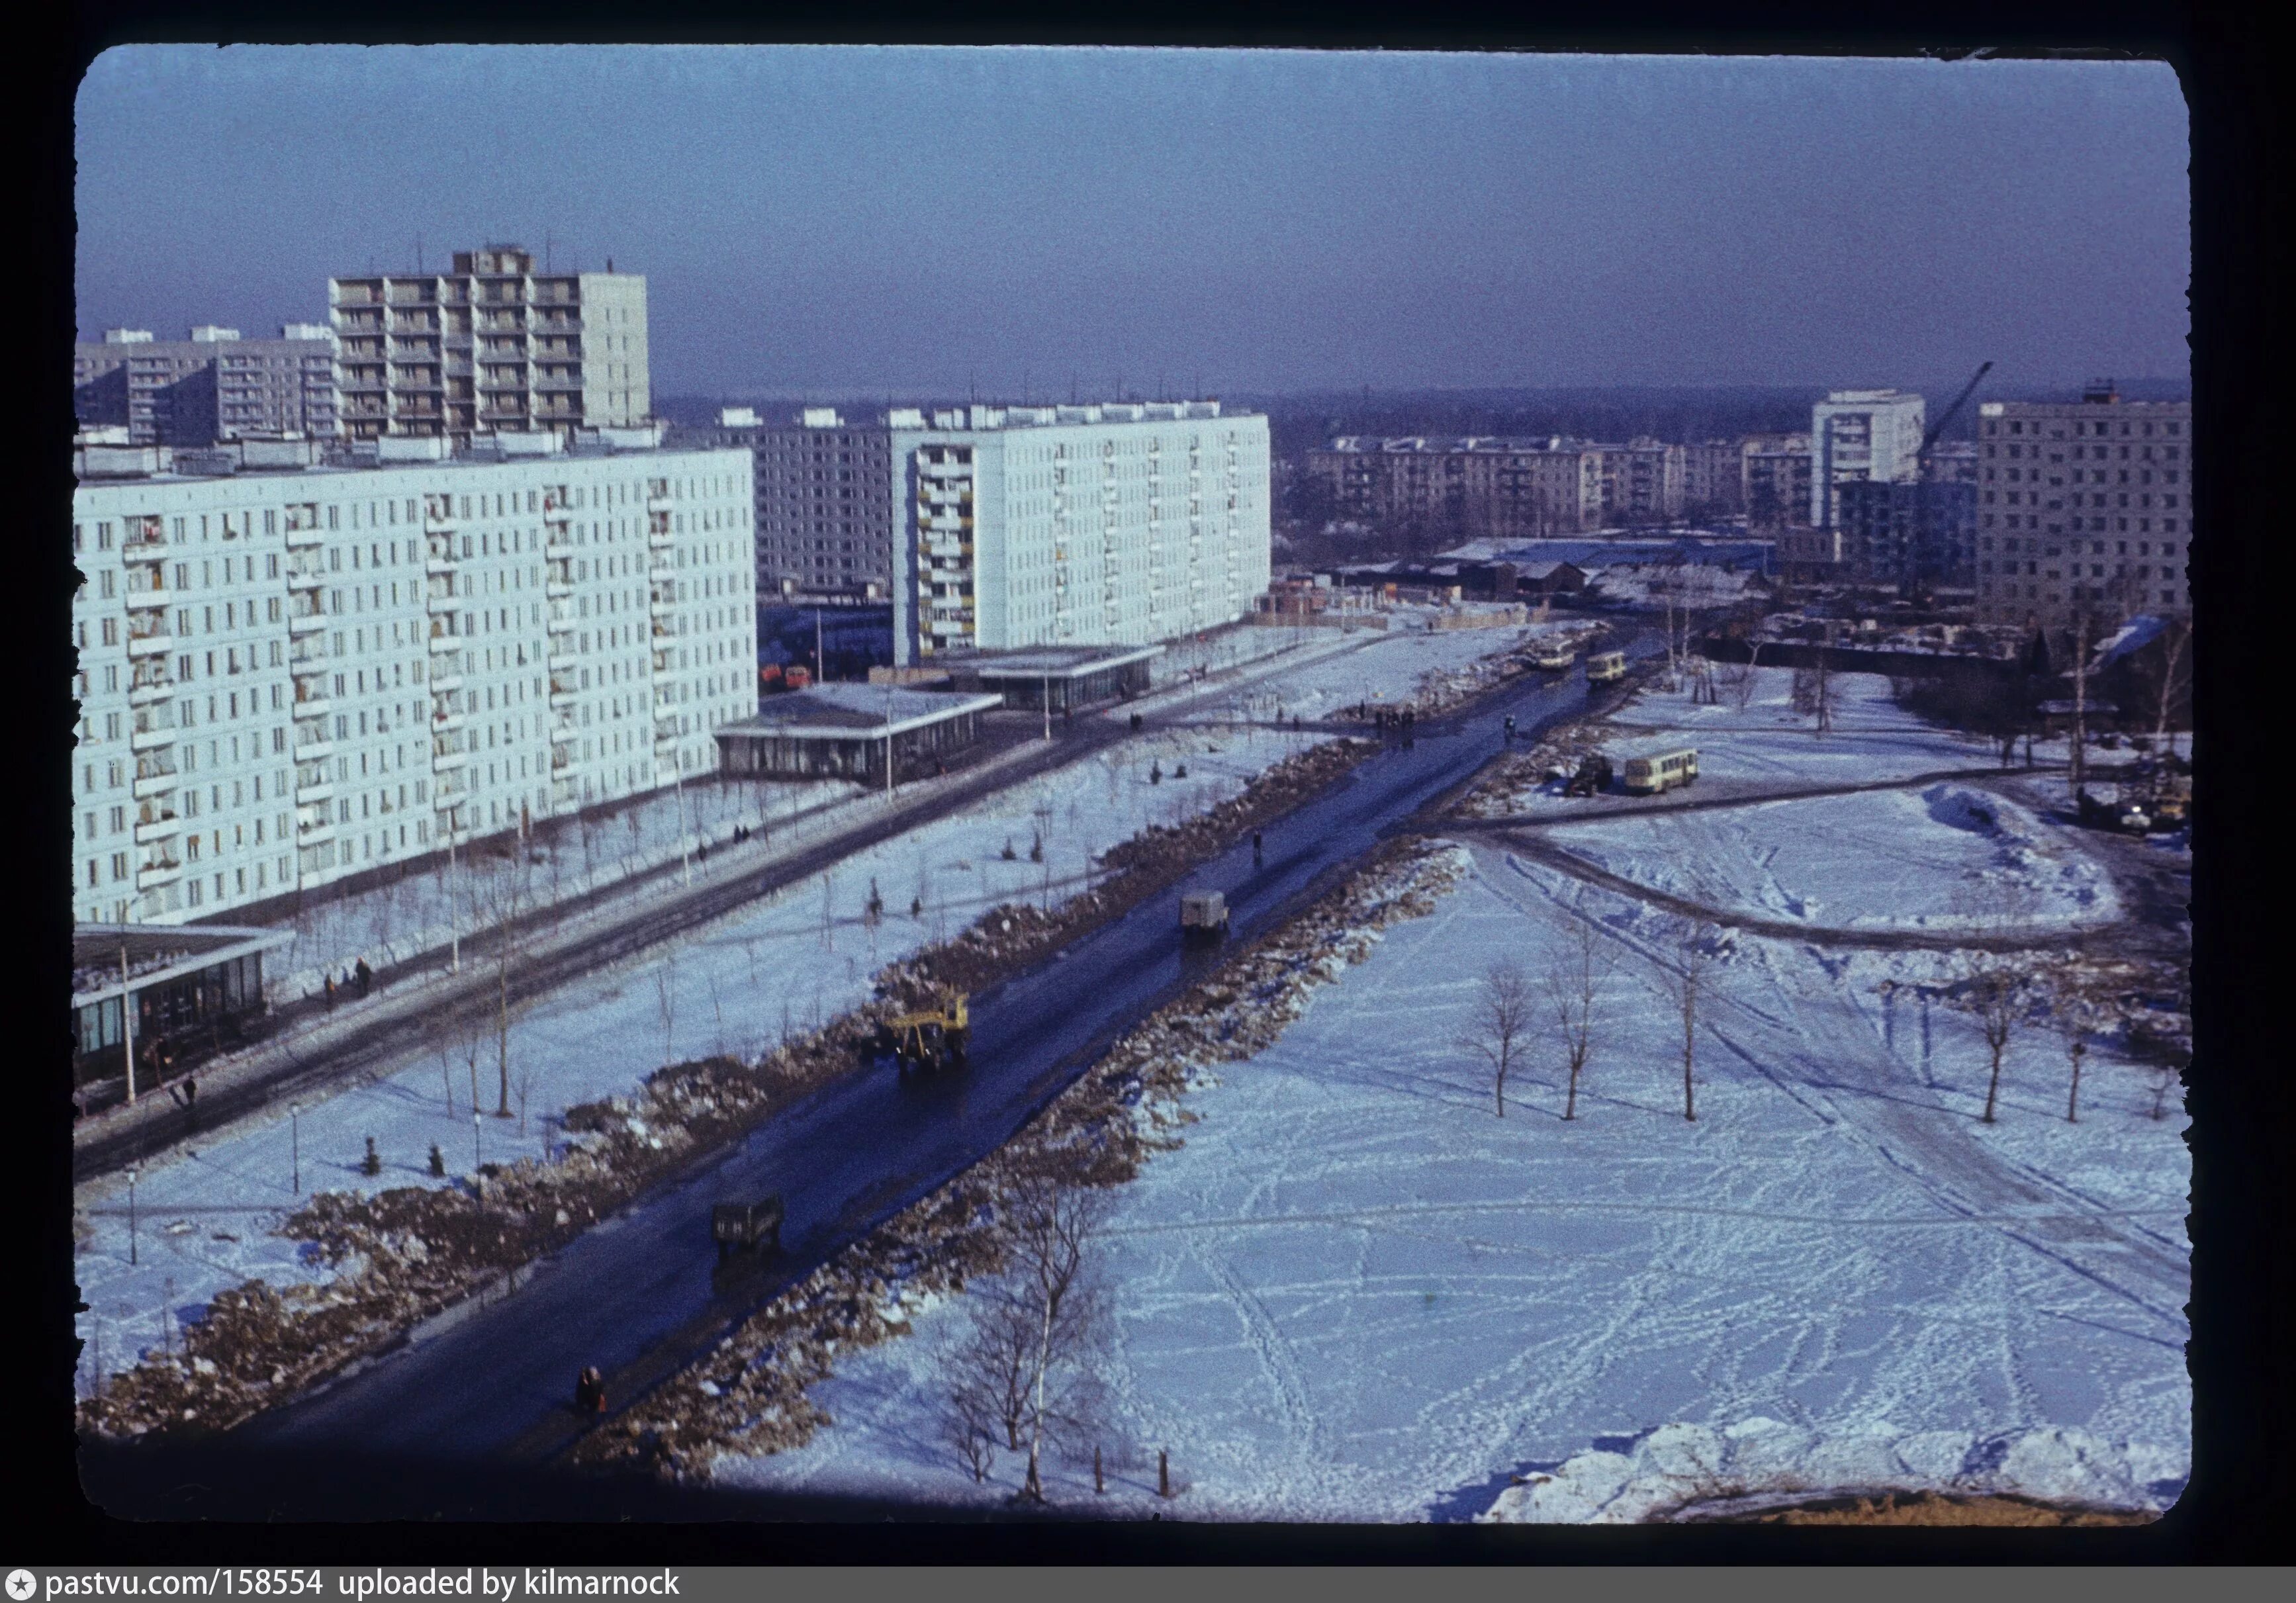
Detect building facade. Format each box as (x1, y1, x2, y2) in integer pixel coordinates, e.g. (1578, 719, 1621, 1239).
(1592, 437, 1688, 524)
(1972, 389, 2192, 633)
(74, 326, 340, 445)
(678, 406, 899, 600)
(330, 245, 649, 447)
(1683, 440, 1746, 516)
(1835, 479, 1978, 593)
(887, 401, 1270, 664)
(1811, 389, 1927, 529)
(70, 441, 755, 926)
(1305, 437, 1608, 537)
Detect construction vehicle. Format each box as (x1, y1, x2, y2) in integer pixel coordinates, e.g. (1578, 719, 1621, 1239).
(1585, 650, 1627, 685)
(712, 1195, 784, 1258)
(1564, 753, 1613, 797)
(1180, 890, 1230, 942)
(878, 988, 970, 1073)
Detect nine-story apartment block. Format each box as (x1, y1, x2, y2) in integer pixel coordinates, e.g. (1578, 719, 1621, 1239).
(70, 439, 755, 927)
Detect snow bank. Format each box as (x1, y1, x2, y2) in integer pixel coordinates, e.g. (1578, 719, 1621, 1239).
(1479, 1418, 2185, 1523)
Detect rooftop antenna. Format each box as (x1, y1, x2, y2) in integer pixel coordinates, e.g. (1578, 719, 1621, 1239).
(416, 236, 423, 274)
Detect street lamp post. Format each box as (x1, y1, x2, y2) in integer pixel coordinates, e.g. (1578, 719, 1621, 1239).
(290, 1104, 300, 1194)
(473, 1111, 483, 1171)
(448, 819, 461, 974)
(119, 946, 137, 1105)
(126, 1166, 138, 1265)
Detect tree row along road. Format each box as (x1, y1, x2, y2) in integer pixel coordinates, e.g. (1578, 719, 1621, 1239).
(70, 638, 1381, 1186)
(1428, 764, 2054, 834)
(228, 637, 1654, 1482)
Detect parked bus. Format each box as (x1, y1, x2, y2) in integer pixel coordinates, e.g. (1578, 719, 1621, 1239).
(1621, 745, 1698, 795)
(1585, 650, 1627, 684)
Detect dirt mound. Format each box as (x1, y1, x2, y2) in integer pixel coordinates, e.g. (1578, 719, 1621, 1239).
(1681, 1488, 2156, 1526)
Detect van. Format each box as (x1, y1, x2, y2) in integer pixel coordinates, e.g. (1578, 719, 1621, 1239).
(1621, 747, 1698, 795)
(1586, 650, 1627, 684)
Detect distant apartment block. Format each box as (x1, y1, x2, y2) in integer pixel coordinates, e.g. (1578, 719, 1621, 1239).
(886, 401, 1271, 665)
(1972, 386, 2191, 635)
(1305, 437, 1609, 537)
(1592, 437, 1687, 524)
(69, 435, 754, 925)
(1811, 389, 1927, 529)
(1835, 479, 1977, 594)
(678, 406, 897, 601)
(74, 326, 339, 445)
(330, 244, 648, 447)
(1682, 440, 1746, 515)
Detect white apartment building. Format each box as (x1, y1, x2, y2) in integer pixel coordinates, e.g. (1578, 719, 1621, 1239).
(1972, 389, 2192, 634)
(887, 401, 1271, 665)
(74, 325, 340, 445)
(330, 244, 649, 447)
(70, 439, 756, 926)
(1811, 389, 1927, 531)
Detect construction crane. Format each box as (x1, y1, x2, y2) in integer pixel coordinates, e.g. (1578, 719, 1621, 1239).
(1918, 360, 1994, 465)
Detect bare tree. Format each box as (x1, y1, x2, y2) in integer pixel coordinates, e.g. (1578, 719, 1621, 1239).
(2150, 617, 2192, 759)
(1545, 916, 1608, 1121)
(937, 1368, 1001, 1483)
(1670, 921, 1720, 1121)
(481, 854, 530, 1118)
(2068, 610, 2093, 792)
(512, 1057, 538, 1138)
(1459, 960, 1535, 1118)
(1948, 884, 2039, 1124)
(2047, 968, 2111, 1123)
(963, 1175, 1115, 1503)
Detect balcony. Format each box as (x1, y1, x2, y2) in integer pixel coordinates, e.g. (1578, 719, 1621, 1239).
(547, 648, 577, 673)
(295, 780, 334, 807)
(285, 522, 325, 549)
(286, 565, 325, 591)
(647, 493, 673, 513)
(293, 695, 332, 722)
(649, 595, 677, 618)
(543, 503, 572, 524)
(649, 527, 676, 551)
(129, 723, 174, 753)
(289, 610, 327, 637)
(549, 686, 576, 710)
(430, 631, 462, 655)
(136, 858, 183, 892)
(547, 610, 576, 636)
(126, 630, 173, 659)
(546, 579, 574, 601)
(432, 748, 468, 771)
(426, 588, 459, 615)
(128, 678, 174, 709)
(425, 512, 458, 533)
(430, 708, 467, 733)
(133, 814, 181, 845)
(296, 816, 336, 845)
(550, 747, 576, 773)
(132, 770, 179, 801)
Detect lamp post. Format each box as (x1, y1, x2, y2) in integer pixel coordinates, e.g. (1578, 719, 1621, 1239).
(448, 819, 461, 974)
(289, 1103, 300, 1194)
(473, 1110, 483, 1171)
(119, 946, 137, 1105)
(126, 1166, 138, 1265)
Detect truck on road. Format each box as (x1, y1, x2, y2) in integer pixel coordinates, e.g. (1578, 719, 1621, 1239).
(878, 989, 970, 1073)
(1181, 891, 1230, 942)
(712, 1195, 784, 1258)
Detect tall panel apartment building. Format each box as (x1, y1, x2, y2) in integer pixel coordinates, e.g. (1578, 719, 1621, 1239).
(1972, 388, 2191, 635)
(330, 246, 649, 447)
(680, 407, 897, 600)
(69, 440, 755, 926)
(1305, 437, 1605, 536)
(1810, 389, 1927, 531)
(1682, 440, 1747, 516)
(886, 402, 1270, 665)
(74, 326, 339, 445)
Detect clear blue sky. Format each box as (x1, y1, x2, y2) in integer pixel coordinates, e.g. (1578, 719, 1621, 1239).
(74, 46, 2190, 397)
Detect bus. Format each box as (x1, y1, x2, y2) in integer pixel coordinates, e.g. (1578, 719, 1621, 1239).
(1621, 746, 1698, 795)
(1585, 650, 1627, 684)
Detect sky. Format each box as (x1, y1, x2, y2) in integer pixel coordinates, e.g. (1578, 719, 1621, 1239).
(73, 46, 2191, 398)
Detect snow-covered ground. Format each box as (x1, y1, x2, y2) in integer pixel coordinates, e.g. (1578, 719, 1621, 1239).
(706, 673, 2188, 1522)
(72, 622, 1549, 1395)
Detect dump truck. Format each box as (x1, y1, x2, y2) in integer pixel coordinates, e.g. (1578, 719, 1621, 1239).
(878, 989, 970, 1073)
(1180, 890, 1230, 942)
(1563, 753, 1613, 797)
(712, 1195, 784, 1258)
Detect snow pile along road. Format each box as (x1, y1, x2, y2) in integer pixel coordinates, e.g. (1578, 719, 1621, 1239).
(1479, 1418, 2186, 1524)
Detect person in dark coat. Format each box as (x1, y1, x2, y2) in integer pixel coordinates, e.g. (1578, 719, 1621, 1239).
(324, 975, 336, 1008)
(574, 1366, 606, 1413)
(355, 958, 373, 997)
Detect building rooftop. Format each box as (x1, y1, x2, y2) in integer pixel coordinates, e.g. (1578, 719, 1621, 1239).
(944, 643, 1166, 679)
(73, 429, 729, 485)
(716, 684, 1004, 741)
(72, 923, 293, 1001)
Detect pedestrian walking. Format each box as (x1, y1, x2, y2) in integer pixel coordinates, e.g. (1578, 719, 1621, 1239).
(181, 1076, 197, 1130)
(324, 975, 335, 1009)
(355, 958, 372, 998)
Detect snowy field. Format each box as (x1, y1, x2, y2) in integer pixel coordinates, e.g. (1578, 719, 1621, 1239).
(73, 623, 1547, 1393)
(705, 674, 2188, 1521)
(1162, 616, 1572, 728)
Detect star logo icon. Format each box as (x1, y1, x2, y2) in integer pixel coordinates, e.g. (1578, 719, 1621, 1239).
(6, 1570, 38, 1602)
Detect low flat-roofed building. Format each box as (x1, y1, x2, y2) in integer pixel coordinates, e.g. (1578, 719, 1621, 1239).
(940, 643, 1164, 713)
(71, 921, 293, 1107)
(713, 683, 1003, 783)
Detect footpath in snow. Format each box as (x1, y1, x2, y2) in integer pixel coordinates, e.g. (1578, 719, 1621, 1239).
(706, 667, 2188, 1522)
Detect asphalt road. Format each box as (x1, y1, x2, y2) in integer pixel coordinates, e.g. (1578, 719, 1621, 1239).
(225, 635, 1649, 1488)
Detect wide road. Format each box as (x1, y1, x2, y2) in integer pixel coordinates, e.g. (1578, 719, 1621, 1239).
(103, 633, 1654, 1518)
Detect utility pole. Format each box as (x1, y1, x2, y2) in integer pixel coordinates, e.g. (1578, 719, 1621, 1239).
(126, 1166, 138, 1264)
(448, 820, 461, 974)
(119, 946, 136, 1105)
(290, 1104, 300, 1194)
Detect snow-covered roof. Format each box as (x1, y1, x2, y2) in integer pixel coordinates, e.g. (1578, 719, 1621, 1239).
(715, 684, 1003, 741)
